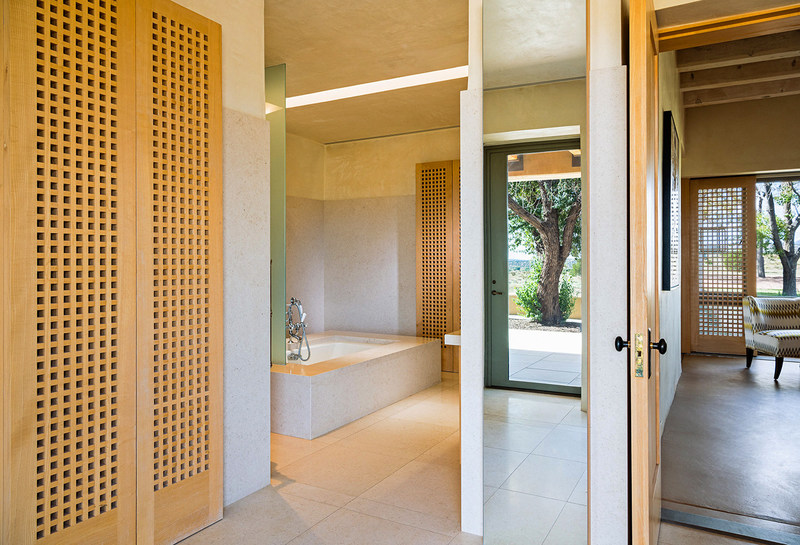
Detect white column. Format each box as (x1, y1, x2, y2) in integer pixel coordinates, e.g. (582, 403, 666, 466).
(587, 0, 630, 542)
(459, 0, 484, 536)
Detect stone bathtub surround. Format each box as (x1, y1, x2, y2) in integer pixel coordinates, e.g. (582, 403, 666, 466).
(271, 331, 441, 439)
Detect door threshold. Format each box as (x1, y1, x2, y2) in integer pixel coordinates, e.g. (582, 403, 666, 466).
(662, 508, 800, 545)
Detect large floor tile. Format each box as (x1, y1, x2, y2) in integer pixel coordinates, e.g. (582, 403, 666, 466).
(483, 447, 527, 488)
(287, 508, 452, 545)
(531, 358, 582, 374)
(448, 532, 483, 545)
(543, 502, 587, 544)
(337, 417, 457, 460)
(502, 454, 585, 501)
(510, 368, 578, 385)
(277, 443, 409, 496)
(393, 399, 460, 428)
(271, 433, 331, 468)
(484, 394, 574, 425)
(180, 487, 338, 545)
(561, 406, 588, 428)
(533, 426, 588, 463)
(345, 497, 460, 537)
(539, 352, 582, 364)
(568, 470, 588, 506)
(417, 431, 461, 467)
(361, 460, 461, 520)
(483, 419, 554, 453)
(484, 489, 565, 545)
(275, 482, 354, 508)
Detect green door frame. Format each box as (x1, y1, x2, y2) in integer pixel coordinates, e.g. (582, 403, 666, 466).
(484, 139, 582, 394)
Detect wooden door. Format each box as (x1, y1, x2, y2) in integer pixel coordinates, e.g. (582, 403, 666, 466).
(629, 1, 662, 543)
(2, 1, 138, 543)
(134, 1, 223, 543)
(688, 177, 757, 355)
(416, 160, 461, 372)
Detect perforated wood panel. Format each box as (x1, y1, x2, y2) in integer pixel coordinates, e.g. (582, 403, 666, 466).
(3, 1, 137, 543)
(416, 161, 460, 372)
(135, 1, 222, 543)
(689, 177, 756, 354)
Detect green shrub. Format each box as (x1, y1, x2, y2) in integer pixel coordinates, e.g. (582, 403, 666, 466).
(515, 258, 576, 323)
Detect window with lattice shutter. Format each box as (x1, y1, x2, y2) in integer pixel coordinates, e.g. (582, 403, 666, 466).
(416, 161, 461, 372)
(689, 177, 757, 354)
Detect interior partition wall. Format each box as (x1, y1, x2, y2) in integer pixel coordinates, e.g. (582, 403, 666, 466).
(2, 1, 223, 544)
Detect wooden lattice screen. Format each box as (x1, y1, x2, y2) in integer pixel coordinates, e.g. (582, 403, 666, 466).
(689, 177, 756, 354)
(416, 161, 461, 372)
(135, 1, 222, 543)
(2, 1, 222, 544)
(3, 1, 138, 543)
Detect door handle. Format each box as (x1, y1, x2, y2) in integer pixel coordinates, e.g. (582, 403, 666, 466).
(614, 336, 629, 351)
(647, 329, 667, 379)
(491, 290, 504, 296)
(650, 338, 667, 354)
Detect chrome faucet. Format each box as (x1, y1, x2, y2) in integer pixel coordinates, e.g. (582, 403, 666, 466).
(286, 297, 311, 361)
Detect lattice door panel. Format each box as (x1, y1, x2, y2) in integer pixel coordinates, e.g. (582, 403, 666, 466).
(689, 177, 756, 354)
(3, 1, 138, 543)
(416, 161, 461, 372)
(134, 1, 222, 543)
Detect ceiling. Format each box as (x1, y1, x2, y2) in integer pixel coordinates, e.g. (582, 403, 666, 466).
(286, 78, 466, 144)
(678, 30, 800, 108)
(656, 0, 800, 29)
(483, 0, 586, 89)
(265, 0, 468, 144)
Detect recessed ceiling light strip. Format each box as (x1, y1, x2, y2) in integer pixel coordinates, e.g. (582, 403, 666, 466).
(285, 65, 468, 108)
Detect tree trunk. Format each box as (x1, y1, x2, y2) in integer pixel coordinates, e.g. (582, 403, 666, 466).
(781, 254, 799, 296)
(757, 245, 765, 277)
(537, 248, 566, 325)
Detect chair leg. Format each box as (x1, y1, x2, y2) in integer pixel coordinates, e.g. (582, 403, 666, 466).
(774, 356, 784, 380)
(746, 348, 754, 368)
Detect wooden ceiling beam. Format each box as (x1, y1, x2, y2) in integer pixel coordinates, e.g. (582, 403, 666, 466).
(676, 30, 800, 72)
(659, 4, 800, 52)
(683, 77, 800, 108)
(680, 56, 800, 91)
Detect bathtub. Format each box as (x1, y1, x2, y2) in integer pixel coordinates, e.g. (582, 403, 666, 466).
(271, 331, 441, 439)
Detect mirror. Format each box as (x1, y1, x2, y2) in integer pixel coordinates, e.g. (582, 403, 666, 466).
(482, 2, 588, 543)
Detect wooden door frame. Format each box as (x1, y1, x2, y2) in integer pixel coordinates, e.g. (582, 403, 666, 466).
(629, 1, 662, 543)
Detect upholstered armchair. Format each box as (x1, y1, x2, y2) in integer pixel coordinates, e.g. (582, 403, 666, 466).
(743, 296, 800, 380)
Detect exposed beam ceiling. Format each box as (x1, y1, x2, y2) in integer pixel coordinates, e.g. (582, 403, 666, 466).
(678, 30, 800, 107)
(680, 56, 800, 90)
(676, 30, 800, 70)
(683, 77, 800, 107)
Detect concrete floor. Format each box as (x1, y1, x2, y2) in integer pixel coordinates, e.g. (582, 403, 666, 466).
(509, 329, 582, 387)
(662, 354, 800, 536)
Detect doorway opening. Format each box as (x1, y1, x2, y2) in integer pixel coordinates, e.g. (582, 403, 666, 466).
(485, 140, 584, 395)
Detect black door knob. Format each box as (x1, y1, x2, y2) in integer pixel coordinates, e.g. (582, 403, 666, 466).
(614, 336, 629, 352)
(491, 290, 504, 296)
(650, 338, 667, 355)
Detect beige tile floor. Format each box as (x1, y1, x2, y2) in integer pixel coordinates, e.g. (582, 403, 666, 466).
(482, 388, 588, 545)
(181, 373, 480, 545)
(179, 372, 755, 545)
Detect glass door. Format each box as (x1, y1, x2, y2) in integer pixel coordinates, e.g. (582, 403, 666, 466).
(486, 141, 583, 394)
